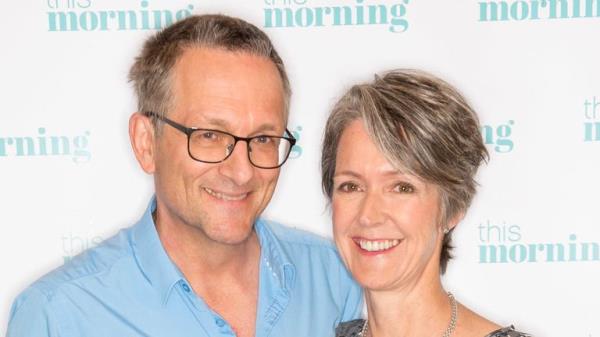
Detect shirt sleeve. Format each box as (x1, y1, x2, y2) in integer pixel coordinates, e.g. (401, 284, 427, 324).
(6, 287, 61, 337)
(338, 263, 364, 323)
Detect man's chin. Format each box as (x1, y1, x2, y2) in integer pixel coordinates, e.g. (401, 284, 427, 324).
(207, 229, 257, 246)
(201, 218, 258, 244)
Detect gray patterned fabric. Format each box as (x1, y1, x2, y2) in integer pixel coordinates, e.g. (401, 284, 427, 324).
(335, 319, 365, 337)
(335, 319, 531, 337)
(485, 325, 532, 337)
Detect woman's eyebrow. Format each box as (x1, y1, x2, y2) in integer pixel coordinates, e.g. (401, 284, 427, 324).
(333, 171, 362, 179)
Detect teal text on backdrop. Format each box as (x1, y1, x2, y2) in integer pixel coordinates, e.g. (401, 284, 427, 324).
(47, 0, 194, 31)
(263, 0, 410, 33)
(479, 0, 600, 21)
(0, 128, 91, 163)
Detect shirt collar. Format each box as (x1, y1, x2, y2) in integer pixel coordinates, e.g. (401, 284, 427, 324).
(130, 197, 297, 304)
(255, 219, 296, 293)
(130, 197, 183, 306)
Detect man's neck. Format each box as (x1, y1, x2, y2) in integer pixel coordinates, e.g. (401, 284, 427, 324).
(154, 211, 261, 337)
(154, 211, 261, 286)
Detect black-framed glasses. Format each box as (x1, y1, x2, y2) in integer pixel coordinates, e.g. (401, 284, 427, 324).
(146, 112, 297, 169)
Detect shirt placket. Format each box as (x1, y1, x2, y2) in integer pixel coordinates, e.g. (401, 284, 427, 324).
(255, 243, 293, 337)
(176, 280, 236, 337)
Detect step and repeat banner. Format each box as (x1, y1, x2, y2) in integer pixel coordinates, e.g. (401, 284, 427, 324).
(1, 1, 599, 336)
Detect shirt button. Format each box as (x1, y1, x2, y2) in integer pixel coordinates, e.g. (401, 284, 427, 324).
(215, 318, 226, 327)
(181, 283, 191, 292)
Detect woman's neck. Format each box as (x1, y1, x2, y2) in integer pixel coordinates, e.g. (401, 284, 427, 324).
(364, 278, 454, 337)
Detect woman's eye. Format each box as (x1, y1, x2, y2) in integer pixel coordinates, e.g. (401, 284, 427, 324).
(393, 183, 415, 193)
(338, 182, 360, 193)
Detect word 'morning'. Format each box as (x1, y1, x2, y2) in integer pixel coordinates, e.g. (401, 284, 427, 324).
(480, 0, 600, 22)
(479, 234, 600, 263)
(0, 127, 91, 163)
(264, 0, 410, 33)
(48, 0, 194, 32)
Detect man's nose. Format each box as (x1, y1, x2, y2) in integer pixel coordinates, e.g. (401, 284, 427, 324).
(218, 140, 254, 186)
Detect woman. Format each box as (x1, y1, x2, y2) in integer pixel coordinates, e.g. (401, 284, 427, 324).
(321, 70, 530, 337)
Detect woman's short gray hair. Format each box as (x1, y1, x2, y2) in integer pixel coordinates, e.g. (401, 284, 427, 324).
(321, 69, 489, 273)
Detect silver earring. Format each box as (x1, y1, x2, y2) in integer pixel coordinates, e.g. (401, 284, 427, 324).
(443, 226, 450, 234)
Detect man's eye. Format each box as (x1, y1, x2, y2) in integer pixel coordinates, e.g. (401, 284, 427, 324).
(253, 136, 272, 144)
(338, 182, 360, 193)
(393, 183, 415, 193)
(200, 131, 218, 140)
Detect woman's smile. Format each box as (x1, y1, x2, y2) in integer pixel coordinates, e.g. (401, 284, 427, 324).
(353, 238, 402, 254)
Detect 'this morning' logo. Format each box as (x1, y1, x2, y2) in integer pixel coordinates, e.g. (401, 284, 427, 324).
(47, 0, 194, 32)
(289, 125, 303, 159)
(481, 120, 514, 153)
(0, 127, 91, 163)
(263, 0, 410, 33)
(479, 0, 600, 22)
(62, 232, 103, 263)
(584, 96, 600, 142)
(478, 220, 599, 263)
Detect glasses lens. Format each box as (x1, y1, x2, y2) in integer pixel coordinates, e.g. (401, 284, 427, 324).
(188, 130, 235, 163)
(249, 136, 293, 168)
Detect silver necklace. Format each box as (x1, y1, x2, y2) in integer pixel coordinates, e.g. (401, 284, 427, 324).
(359, 292, 458, 337)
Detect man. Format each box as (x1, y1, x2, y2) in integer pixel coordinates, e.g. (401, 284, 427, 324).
(7, 14, 361, 337)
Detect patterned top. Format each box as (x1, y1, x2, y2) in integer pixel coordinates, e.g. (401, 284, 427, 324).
(335, 319, 531, 337)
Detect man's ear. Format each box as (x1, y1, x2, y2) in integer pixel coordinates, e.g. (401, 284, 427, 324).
(129, 112, 157, 174)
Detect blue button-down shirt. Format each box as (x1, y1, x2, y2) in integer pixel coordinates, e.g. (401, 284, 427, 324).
(7, 199, 362, 337)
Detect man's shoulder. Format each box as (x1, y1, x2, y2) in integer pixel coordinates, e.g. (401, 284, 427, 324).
(261, 219, 336, 250)
(21, 228, 132, 300)
(7, 226, 145, 336)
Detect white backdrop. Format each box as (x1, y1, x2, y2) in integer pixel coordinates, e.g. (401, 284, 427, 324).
(2, 1, 599, 336)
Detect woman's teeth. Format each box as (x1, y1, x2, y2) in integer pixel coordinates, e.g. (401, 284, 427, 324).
(358, 239, 400, 252)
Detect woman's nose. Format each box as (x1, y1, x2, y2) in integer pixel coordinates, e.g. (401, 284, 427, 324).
(358, 191, 385, 227)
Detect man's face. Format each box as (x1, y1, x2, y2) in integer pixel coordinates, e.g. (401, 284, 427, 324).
(152, 47, 286, 245)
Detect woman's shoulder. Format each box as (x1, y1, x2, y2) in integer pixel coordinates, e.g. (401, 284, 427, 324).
(335, 319, 366, 337)
(458, 304, 532, 337)
(334, 319, 531, 337)
(485, 325, 531, 337)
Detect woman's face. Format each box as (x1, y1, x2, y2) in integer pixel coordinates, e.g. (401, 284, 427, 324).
(332, 119, 445, 291)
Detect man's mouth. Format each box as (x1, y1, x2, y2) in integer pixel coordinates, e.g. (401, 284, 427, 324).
(355, 238, 401, 252)
(203, 187, 249, 201)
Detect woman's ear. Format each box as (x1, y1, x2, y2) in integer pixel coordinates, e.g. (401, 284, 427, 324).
(129, 112, 156, 174)
(446, 211, 465, 233)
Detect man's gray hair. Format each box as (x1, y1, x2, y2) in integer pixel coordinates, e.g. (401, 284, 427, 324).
(321, 69, 489, 273)
(128, 14, 291, 129)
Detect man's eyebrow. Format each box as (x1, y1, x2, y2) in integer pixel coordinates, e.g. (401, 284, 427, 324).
(252, 124, 278, 134)
(199, 117, 279, 135)
(199, 117, 229, 129)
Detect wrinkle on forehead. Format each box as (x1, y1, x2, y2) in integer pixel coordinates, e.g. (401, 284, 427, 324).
(168, 47, 285, 134)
